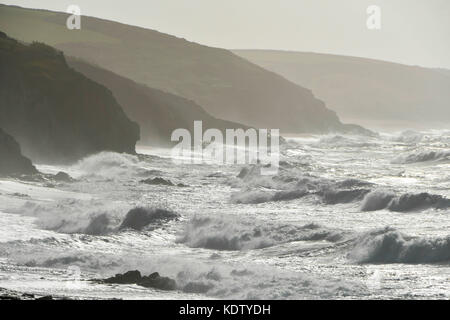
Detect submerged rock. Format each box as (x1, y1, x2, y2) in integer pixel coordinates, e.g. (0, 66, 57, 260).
(102, 270, 176, 291)
(141, 177, 188, 187)
(53, 171, 74, 182)
(139, 272, 177, 291)
(141, 177, 174, 186)
(0, 288, 60, 300)
(103, 270, 142, 284)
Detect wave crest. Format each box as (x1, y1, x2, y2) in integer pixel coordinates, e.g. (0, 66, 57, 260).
(392, 150, 450, 164)
(177, 216, 345, 251)
(348, 227, 450, 263)
(361, 190, 450, 212)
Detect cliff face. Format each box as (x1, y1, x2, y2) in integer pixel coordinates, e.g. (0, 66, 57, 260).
(0, 127, 37, 176)
(67, 58, 249, 146)
(0, 5, 352, 134)
(0, 32, 139, 163)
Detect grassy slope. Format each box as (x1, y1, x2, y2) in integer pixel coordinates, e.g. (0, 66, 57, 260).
(234, 50, 450, 130)
(0, 4, 351, 134)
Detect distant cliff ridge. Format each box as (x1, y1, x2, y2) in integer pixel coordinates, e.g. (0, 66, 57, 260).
(234, 50, 450, 130)
(0, 31, 139, 163)
(0, 4, 364, 134)
(0, 127, 37, 176)
(67, 58, 250, 147)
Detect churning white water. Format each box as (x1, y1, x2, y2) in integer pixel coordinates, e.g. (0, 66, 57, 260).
(0, 130, 449, 299)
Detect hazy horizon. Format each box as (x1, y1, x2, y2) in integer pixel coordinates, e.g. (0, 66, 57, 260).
(1, 0, 450, 70)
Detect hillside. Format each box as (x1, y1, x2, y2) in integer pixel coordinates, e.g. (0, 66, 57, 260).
(0, 31, 139, 163)
(0, 4, 359, 134)
(67, 58, 248, 147)
(234, 50, 450, 130)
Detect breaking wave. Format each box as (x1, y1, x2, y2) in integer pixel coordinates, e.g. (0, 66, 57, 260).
(317, 135, 377, 148)
(391, 150, 450, 164)
(72, 152, 150, 179)
(361, 190, 450, 212)
(19, 201, 177, 235)
(348, 227, 450, 264)
(392, 130, 424, 144)
(177, 216, 346, 250)
(360, 190, 396, 211)
(320, 189, 371, 205)
(20, 200, 121, 235)
(231, 188, 310, 204)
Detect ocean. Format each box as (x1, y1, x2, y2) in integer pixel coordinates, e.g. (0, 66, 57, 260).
(0, 130, 449, 299)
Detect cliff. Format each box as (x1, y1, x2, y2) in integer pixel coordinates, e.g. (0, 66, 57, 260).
(0, 31, 139, 163)
(0, 4, 357, 134)
(0, 127, 37, 176)
(67, 58, 249, 146)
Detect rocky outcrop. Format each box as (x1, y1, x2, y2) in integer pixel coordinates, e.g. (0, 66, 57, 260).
(0, 31, 139, 163)
(0, 287, 62, 300)
(0, 127, 37, 176)
(118, 207, 179, 231)
(102, 270, 177, 291)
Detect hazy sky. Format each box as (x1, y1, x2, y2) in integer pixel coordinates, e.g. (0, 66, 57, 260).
(2, 0, 450, 69)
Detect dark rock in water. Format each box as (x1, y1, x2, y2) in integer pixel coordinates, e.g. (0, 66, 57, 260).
(53, 171, 74, 182)
(141, 177, 174, 186)
(0, 295, 21, 300)
(0, 128, 38, 176)
(0, 33, 139, 164)
(141, 177, 187, 187)
(102, 270, 176, 291)
(104, 270, 142, 284)
(0, 288, 64, 300)
(139, 272, 177, 291)
(119, 207, 178, 231)
(320, 189, 371, 205)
